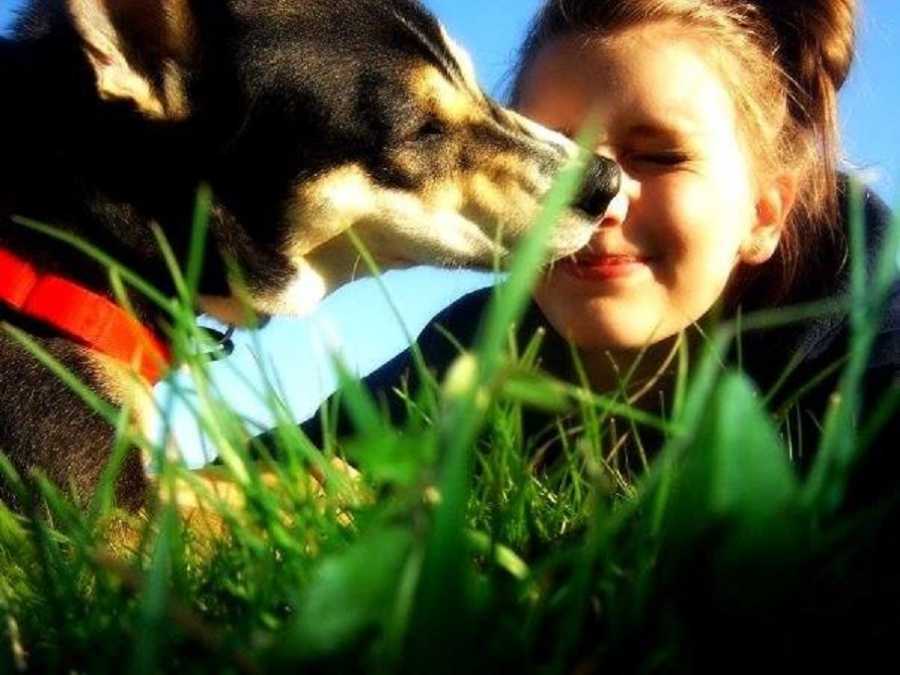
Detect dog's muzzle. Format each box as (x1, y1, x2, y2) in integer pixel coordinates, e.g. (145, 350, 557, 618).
(574, 155, 621, 219)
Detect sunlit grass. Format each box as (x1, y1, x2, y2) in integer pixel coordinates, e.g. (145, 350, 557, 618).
(0, 169, 898, 673)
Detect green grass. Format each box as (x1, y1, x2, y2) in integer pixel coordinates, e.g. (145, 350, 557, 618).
(1, 169, 899, 673)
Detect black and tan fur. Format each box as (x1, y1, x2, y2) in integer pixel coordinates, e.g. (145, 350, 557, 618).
(0, 0, 620, 512)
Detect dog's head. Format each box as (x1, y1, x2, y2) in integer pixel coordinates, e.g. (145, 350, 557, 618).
(61, 0, 620, 322)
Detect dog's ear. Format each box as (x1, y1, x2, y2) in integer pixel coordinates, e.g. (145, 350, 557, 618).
(67, 0, 196, 120)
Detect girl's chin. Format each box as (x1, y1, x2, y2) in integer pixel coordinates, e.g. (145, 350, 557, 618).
(536, 306, 662, 351)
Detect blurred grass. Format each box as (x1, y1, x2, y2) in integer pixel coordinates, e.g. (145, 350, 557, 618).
(0, 171, 898, 674)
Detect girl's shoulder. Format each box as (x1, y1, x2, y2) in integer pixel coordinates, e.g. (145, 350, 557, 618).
(739, 181, 898, 505)
(742, 180, 897, 379)
(294, 286, 499, 444)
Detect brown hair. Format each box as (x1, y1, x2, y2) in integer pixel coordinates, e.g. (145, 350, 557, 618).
(509, 0, 858, 306)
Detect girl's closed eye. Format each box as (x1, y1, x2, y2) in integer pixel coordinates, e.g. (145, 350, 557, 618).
(625, 150, 691, 168)
(640, 151, 689, 164)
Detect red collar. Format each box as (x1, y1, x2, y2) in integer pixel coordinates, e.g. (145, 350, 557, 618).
(0, 247, 171, 383)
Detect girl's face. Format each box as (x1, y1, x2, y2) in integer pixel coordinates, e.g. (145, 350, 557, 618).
(518, 23, 789, 351)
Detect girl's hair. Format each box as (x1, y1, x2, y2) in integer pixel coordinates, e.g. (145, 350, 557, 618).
(509, 0, 858, 305)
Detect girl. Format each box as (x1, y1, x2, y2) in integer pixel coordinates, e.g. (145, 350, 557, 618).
(298, 0, 898, 505)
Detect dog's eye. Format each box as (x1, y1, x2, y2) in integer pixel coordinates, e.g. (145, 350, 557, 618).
(413, 118, 447, 141)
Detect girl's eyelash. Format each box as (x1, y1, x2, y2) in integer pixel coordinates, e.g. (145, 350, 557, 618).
(545, 133, 689, 165)
(631, 152, 689, 165)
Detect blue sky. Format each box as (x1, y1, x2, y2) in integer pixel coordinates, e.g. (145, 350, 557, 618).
(3, 0, 898, 465)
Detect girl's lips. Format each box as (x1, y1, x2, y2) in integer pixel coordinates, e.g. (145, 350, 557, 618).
(559, 254, 654, 281)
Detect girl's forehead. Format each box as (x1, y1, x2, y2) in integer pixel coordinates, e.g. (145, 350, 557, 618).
(518, 26, 737, 139)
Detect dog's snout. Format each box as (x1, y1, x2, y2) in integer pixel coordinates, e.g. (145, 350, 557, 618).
(574, 155, 621, 219)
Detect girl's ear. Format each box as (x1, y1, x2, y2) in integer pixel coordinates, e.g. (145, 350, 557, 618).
(740, 172, 799, 265)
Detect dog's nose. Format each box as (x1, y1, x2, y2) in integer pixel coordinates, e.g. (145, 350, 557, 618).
(574, 154, 621, 219)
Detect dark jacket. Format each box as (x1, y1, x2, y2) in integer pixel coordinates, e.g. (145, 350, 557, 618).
(295, 182, 899, 509)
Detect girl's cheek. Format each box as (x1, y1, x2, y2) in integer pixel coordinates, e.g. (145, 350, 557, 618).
(642, 180, 702, 256)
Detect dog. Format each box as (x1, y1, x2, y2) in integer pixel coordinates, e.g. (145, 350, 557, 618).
(0, 0, 620, 513)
